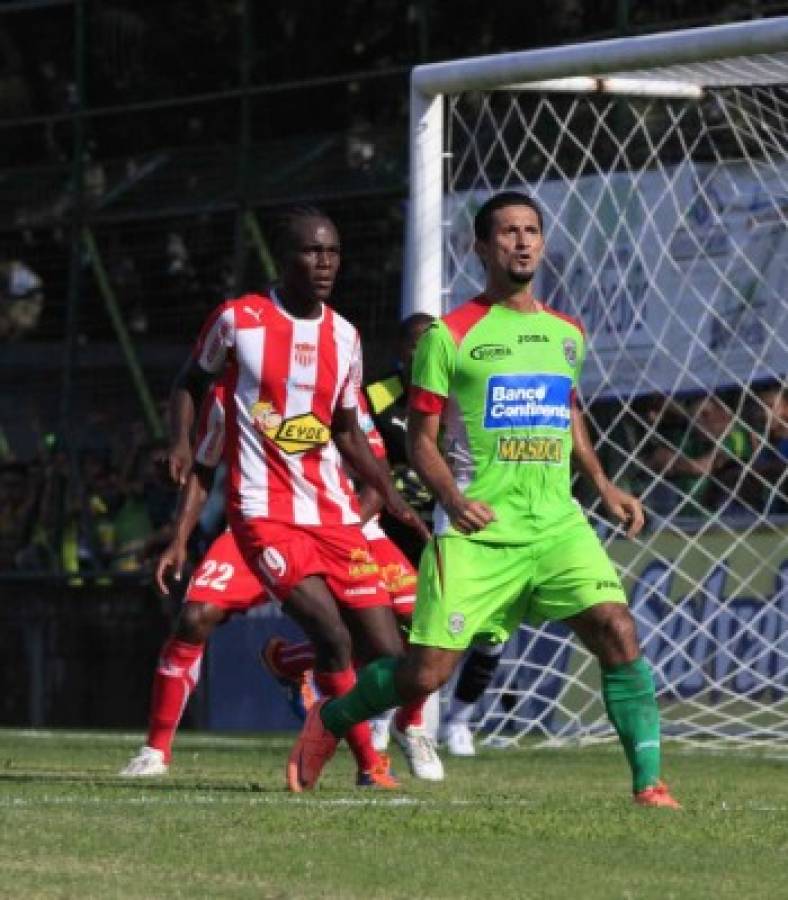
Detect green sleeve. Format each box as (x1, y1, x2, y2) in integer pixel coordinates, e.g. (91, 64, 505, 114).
(411, 320, 456, 398)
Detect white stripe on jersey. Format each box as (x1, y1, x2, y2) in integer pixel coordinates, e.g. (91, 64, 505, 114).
(234, 325, 270, 518)
(288, 317, 321, 526)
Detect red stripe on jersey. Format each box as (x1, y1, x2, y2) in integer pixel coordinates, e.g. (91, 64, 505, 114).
(223, 360, 242, 516)
(261, 309, 295, 523)
(194, 382, 226, 467)
(409, 385, 446, 415)
(301, 307, 342, 523)
(543, 305, 585, 337)
(442, 295, 492, 346)
(357, 392, 387, 460)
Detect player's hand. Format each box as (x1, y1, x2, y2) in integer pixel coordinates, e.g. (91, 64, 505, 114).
(384, 490, 431, 542)
(600, 483, 644, 539)
(167, 438, 192, 487)
(155, 541, 187, 595)
(444, 494, 496, 535)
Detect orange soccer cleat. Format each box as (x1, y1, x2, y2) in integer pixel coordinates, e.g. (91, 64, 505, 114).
(356, 753, 401, 789)
(260, 637, 318, 720)
(634, 780, 681, 809)
(287, 700, 339, 792)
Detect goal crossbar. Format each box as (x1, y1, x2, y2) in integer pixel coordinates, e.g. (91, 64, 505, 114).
(406, 17, 788, 318)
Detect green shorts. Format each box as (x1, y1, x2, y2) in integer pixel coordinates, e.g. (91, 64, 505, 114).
(410, 520, 627, 650)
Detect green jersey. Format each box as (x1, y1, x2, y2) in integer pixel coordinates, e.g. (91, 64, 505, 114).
(411, 295, 587, 542)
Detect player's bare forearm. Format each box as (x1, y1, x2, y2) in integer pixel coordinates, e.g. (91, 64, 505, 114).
(571, 405, 644, 538)
(334, 407, 430, 539)
(356, 474, 386, 526)
(570, 404, 611, 493)
(406, 411, 461, 510)
(333, 409, 398, 503)
(172, 463, 214, 545)
(408, 408, 495, 534)
(168, 360, 214, 484)
(156, 463, 213, 594)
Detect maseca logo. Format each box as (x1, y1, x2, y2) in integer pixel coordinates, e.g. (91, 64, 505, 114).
(250, 401, 330, 454)
(497, 436, 563, 463)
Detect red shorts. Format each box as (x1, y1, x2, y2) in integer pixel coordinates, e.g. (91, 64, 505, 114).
(232, 518, 389, 610)
(368, 535, 416, 619)
(186, 530, 272, 612)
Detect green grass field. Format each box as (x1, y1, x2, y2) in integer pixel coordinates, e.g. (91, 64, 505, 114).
(0, 729, 786, 899)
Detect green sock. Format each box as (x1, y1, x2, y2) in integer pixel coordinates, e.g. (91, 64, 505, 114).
(320, 657, 403, 738)
(602, 656, 661, 793)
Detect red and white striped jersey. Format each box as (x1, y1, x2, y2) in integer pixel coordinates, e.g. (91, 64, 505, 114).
(193, 380, 226, 468)
(192, 291, 363, 526)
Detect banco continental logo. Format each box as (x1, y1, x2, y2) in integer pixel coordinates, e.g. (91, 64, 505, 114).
(497, 436, 563, 463)
(470, 343, 512, 361)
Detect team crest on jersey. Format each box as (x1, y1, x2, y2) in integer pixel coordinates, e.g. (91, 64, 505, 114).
(348, 548, 378, 579)
(448, 612, 465, 635)
(294, 342, 317, 367)
(562, 338, 577, 367)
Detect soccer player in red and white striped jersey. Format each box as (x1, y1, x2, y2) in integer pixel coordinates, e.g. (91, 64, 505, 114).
(164, 206, 427, 791)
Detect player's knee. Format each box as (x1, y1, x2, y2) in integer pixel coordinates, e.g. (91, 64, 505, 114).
(404, 659, 450, 696)
(175, 603, 223, 643)
(311, 620, 353, 668)
(594, 605, 639, 664)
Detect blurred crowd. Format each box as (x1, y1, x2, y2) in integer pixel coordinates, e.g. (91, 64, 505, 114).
(0, 413, 189, 579)
(610, 383, 788, 521)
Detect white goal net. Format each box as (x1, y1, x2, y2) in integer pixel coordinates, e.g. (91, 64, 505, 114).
(408, 20, 788, 749)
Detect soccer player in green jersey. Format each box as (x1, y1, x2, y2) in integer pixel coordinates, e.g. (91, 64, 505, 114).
(288, 191, 680, 808)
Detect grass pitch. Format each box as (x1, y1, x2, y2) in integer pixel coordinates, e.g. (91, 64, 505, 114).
(0, 729, 786, 899)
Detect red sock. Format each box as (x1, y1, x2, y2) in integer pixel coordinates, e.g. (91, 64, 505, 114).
(395, 697, 425, 731)
(146, 638, 204, 762)
(273, 640, 316, 679)
(315, 668, 379, 773)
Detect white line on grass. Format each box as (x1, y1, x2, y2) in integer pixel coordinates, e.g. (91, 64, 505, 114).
(0, 729, 289, 749)
(0, 794, 536, 809)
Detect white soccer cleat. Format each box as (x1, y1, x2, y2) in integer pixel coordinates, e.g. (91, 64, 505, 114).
(445, 721, 476, 757)
(391, 723, 444, 781)
(370, 717, 391, 752)
(119, 745, 169, 777)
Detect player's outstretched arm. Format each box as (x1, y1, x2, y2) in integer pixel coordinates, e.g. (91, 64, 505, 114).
(155, 463, 214, 594)
(333, 406, 430, 540)
(570, 404, 644, 539)
(167, 359, 214, 486)
(407, 408, 495, 535)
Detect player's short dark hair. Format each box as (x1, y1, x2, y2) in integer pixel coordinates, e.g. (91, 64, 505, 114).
(270, 204, 336, 260)
(474, 191, 543, 241)
(399, 312, 434, 341)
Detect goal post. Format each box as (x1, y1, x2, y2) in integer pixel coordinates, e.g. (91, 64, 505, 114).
(406, 18, 788, 750)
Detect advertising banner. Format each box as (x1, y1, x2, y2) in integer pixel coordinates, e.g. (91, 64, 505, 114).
(446, 160, 788, 399)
